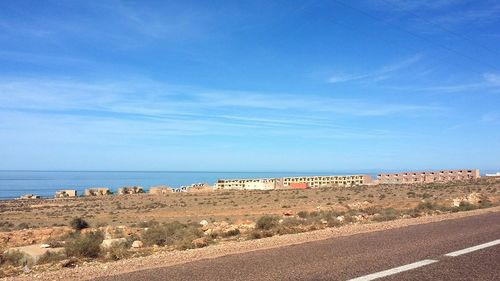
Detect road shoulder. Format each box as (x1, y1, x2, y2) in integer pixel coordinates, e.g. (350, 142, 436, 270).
(5, 206, 500, 281)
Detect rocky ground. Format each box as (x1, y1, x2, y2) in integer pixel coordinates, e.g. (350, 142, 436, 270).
(1, 177, 498, 230)
(1, 178, 499, 279)
(3, 206, 500, 281)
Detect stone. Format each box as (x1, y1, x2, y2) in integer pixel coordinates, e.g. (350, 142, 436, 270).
(199, 220, 209, 226)
(131, 240, 143, 248)
(192, 237, 208, 248)
(452, 192, 484, 207)
(100, 238, 127, 249)
(59, 258, 78, 268)
(348, 201, 372, 209)
(5, 244, 64, 264)
(235, 220, 256, 230)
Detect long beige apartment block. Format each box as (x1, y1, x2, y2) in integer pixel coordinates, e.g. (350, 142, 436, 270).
(377, 169, 480, 184)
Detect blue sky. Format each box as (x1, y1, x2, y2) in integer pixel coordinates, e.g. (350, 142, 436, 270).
(0, 0, 499, 172)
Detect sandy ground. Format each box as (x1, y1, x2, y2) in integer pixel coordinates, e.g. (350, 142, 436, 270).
(4, 205, 500, 281)
(1, 178, 498, 231)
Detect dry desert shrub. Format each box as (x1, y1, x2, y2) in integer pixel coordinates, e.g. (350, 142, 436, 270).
(142, 221, 204, 250)
(64, 231, 104, 258)
(103, 242, 130, 261)
(37, 251, 67, 264)
(0, 250, 26, 267)
(69, 217, 89, 231)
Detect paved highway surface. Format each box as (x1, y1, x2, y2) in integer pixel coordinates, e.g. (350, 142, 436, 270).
(94, 211, 500, 281)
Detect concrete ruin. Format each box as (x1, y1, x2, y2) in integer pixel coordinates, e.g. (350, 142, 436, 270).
(4, 244, 64, 264)
(282, 175, 371, 188)
(54, 189, 77, 198)
(117, 186, 144, 195)
(215, 178, 280, 190)
(84, 187, 111, 196)
(173, 186, 188, 193)
(149, 185, 173, 195)
(187, 183, 213, 192)
(17, 194, 41, 200)
(215, 174, 372, 190)
(377, 169, 480, 184)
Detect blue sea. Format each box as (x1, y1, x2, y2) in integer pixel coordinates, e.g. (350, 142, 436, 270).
(0, 170, 382, 199)
(2, 169, 492, 199)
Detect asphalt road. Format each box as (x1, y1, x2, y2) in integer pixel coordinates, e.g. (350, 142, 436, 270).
(94, 211, 500, 281)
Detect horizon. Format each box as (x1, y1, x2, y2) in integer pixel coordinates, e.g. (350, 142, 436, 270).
(0, 168, 496, 173)
(1, 1, 499, 171)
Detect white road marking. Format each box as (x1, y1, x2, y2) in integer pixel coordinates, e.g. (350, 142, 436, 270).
(348, 239, 500, 280)
(348, 259, 438, 281)
(444, 239, 500, 257)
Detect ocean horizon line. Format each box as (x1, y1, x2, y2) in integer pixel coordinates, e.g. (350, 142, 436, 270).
(0, 169, 384, 173)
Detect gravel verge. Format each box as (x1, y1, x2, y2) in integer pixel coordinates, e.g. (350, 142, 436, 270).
(4, 206, 500, 281)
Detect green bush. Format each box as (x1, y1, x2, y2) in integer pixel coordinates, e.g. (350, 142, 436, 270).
(69, 217, 89, 231)
(0, 221, 15, 232)
(452, 201, 477, 212)
(37, 251, 67, 264)
(138, 220, 159, 228)
(142, 221, 204, 250)
(103, 242, 130, 261)
(277, 217, 303, 235)
(372, 208, 400, 222)
(297, 211, 309, 218)
(256, 215, 280, 230)
(363, 206, 382, 215)
(479, 198, 493, 208)
(326, 217, 343, 227)
(0, 250, 26, 267)
(64, 231, 104, 258)
(222, 229, 241, 238)
(142, 226, 168, 246)
(248, 230, 263, 239)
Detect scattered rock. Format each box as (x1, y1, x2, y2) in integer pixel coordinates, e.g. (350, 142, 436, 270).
(59, 258, 78, 268)
(348, 201, 372, 209)
(199, 220, 209, 226)
(131, 240, 143, 248)
(235, 220, 256, 231)
(192, 237, 208, 248)
(452, 192, 484, 207)
(100, 238, 127, 249)
(5, 244, 65, 264)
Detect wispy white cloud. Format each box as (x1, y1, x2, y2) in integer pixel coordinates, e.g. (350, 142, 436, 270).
(327, 55, 422, 84)
(481, 112, 499, 123)
(483, 73, 500, 86)
(0, 50, 94, 66)
(0, 1, 212, 48)
(432, 4, 500, 26)
(372, 0, 463, 12)
(0, 76, 443, 141)
(385, 72, 500, 93)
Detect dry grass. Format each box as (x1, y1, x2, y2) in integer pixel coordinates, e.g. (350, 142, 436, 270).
(0, 178, 498, 231)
